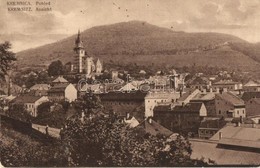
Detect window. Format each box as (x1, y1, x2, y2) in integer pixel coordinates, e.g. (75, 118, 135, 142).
(243, 110, 245, 114)
(219, 110, 221, 114)
(237, 111, 239, 114)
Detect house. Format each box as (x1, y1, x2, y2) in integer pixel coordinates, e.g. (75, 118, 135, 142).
(137, 118, 173, 137)
(29, 84, 50, 96)
(243, 80, 260, 92)
(148, 74, 184, 91)
(186, 76, 211, 91)
(98, 91, 147, 118)
(245, 98, 260, 117)
(215, 92, 245, 118)
(190, 92, 216, 117)
(48, 83, 77, 102)
(213, 80, 242, 91)
(198, 118, 226, 139)
(153, 102, 207, 134)
(144, 91, 181, 117)
(241, 91, 260, 102)
(11, 95, 49, 117)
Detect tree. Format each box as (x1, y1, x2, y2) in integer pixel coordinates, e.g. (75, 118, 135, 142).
(0, 41, 16, 80)
(34, 102, 67, 128)
(8, 104, 33, 122)
(60, 114, 210, 166)
(47, 60, 64, 77)
(75, 90, 102, 115)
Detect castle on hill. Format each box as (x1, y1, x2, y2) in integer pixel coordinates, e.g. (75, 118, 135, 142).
(71, 30, 103, 77)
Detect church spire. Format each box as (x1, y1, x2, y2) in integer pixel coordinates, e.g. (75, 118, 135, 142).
(75, 29, 83, 48)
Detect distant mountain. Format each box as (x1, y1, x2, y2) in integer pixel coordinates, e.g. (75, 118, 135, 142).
(16, 21, 260, 71)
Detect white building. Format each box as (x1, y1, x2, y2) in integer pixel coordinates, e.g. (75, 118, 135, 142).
(12, 95, 49, 117)
(48, 83, 77, 102)
(145, 91, 181, 117)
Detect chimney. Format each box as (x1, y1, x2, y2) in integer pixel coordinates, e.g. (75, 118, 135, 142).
(148, 117, 152, 124)
(210, 87, 213, 93)
(219, 132, 222, 140)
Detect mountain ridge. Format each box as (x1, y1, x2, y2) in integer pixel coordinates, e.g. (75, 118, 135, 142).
(15, 21, 259, 72)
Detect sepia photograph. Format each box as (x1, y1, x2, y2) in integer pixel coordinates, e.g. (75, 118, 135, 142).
(0, 0, 260, 167)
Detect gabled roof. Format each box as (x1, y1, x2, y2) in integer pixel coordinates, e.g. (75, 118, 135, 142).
(191, 92, 215, 101)
(241, 92, 260, 102)
(12, 95, 43, 104)
(210, 125, 260, 149)
(52, 76, 68, 83)
(216, 92, 244, 106)
(48, 83, 70, 92)
(138, 119, 173, 137)
(244, 80, 260, 87)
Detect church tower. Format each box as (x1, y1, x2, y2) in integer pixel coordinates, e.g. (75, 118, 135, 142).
(74, 30, 85, 73)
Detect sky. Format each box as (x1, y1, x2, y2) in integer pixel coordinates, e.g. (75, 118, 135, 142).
(0, 0, 260, 52)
